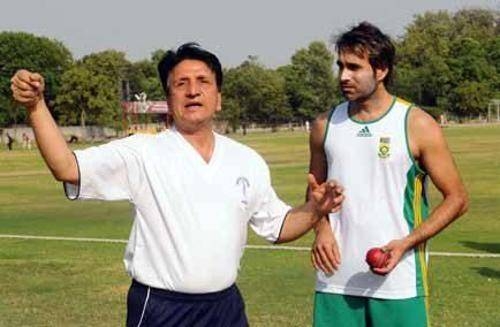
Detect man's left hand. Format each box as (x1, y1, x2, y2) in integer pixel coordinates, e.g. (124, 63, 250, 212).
(308, 174, 344, 217)
(371, 239, 411, 275)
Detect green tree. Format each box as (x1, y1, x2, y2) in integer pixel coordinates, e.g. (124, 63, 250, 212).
(222, 57, 290, 131)
(54, 50, 133, 129)
(81, 50, 130, 99)
(57, 49, 168, 130)
(0, 32, 73, 126)
(486, 37, 500, 99)
(395, 11, 454, 107)
(127, 49, 165, 101)
(54, 65, 120, 129)
(453, 8, 499, 40)
(447, 37, 495, 115)
(449, 81, 492, 117)
(395, 8, 499, 117)
(279, 41, 338, 122)
(81, 50, 129, 79)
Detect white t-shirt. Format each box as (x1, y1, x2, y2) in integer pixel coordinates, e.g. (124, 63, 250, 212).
(64, 128, 291, 293)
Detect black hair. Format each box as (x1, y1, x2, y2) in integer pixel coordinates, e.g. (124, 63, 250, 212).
(335, 22, 395, 86)
(157, 42, 223, 95)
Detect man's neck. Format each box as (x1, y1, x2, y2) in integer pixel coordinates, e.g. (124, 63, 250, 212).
(349, 87, 393, 122)
(174, 123, 215, 163)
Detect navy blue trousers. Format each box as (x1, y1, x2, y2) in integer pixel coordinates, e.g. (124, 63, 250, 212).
(126, 280, 249, 327)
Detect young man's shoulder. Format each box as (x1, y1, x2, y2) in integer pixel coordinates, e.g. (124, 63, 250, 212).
(314, 101, 349, 124)
(315, 111, 331, 124)
(311, 103, 342, 134)
(407, 105, 444, 151)
(407, 106, 439, 130)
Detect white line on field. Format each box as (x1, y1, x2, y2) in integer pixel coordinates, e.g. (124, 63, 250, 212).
(246, 245, 500, 258)
(0, 234, 127, 244)
(1, 234, 499, 258)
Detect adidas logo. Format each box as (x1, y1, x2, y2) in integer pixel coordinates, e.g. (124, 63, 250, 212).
(356, 126, 372, 137)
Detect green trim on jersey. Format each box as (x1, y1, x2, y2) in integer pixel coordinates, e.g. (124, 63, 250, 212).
(405, 105, 426, 175)
(403, 165, 430, 297)
(348, 96, 397, 125)
(322, 107, 336, 146)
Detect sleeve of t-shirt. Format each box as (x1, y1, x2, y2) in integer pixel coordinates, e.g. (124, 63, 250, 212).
(63, 137, 143, 201)
(248, 156, 291, 243)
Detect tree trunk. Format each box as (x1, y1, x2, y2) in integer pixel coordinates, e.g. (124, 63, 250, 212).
(80, 109, 86, 128)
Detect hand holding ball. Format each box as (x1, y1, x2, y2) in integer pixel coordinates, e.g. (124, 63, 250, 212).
(365, 247, 389, 274)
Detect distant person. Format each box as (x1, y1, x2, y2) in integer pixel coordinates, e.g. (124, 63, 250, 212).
(11, 43, 344, 327)
(308, 22, 468, 327)
(22, 132, 32, 150)
(6, 132, 14, 151)
(68, 135, 79, 143)
(242, 122, 247, 135)
(439, 113, 448, 127)
(305, 120, 310, 132)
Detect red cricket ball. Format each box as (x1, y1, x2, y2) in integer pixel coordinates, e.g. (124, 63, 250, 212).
(365, 247, 389, 270)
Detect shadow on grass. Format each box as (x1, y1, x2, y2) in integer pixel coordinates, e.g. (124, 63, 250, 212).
(460, 241, 500, 254)
(471, 267, 500, 280)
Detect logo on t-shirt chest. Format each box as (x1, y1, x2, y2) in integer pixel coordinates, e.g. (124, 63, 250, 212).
(354, 126, 391, 159)
(356, 126, 373, 137)
(236, 177, 250, 205)
(378, 137, 391, 159)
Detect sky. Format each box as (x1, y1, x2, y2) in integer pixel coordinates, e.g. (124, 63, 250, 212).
(0, 0, 497, 68)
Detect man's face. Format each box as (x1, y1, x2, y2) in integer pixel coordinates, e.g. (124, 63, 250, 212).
(166, 59, 221, 131)
(337, 50, 387, 102)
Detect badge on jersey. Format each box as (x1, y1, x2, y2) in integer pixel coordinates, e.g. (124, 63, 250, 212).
(236, 176, 250, 205)
(378, 137, 391, 159)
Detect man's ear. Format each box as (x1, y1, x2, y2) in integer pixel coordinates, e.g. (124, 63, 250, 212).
(216, 93, 222, 112)
(375, 66, 389, 83)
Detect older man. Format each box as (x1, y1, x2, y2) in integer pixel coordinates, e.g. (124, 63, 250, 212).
(11, 43, 343, 327)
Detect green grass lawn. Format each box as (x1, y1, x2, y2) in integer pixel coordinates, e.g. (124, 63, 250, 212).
(0, 124, 499, 326)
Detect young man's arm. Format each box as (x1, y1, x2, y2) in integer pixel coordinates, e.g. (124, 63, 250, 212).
(11, 70, 78, 184)
(275, 174, 343, 244)
(373, 108, 469, 274)
(307, 113, 342, 274)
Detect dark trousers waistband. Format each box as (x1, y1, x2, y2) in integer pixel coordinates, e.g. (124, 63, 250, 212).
(131, 279, 238, 302)
(127, 279, 248, 326)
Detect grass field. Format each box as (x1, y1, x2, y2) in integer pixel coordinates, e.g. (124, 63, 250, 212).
(0, 125, 499, 326)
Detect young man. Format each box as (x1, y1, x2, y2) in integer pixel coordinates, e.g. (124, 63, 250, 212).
(11, 43, 343, 327)
(309, 23, 468, 327)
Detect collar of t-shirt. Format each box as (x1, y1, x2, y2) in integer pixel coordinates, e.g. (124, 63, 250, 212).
(170, 125, 223, 180)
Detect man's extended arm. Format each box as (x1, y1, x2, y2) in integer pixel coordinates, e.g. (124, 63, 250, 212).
(276, 174, 343, 244)
(11, 70, 78, 183)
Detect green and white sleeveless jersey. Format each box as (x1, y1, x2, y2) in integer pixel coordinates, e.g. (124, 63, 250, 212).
(316, 97, 430, 299)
